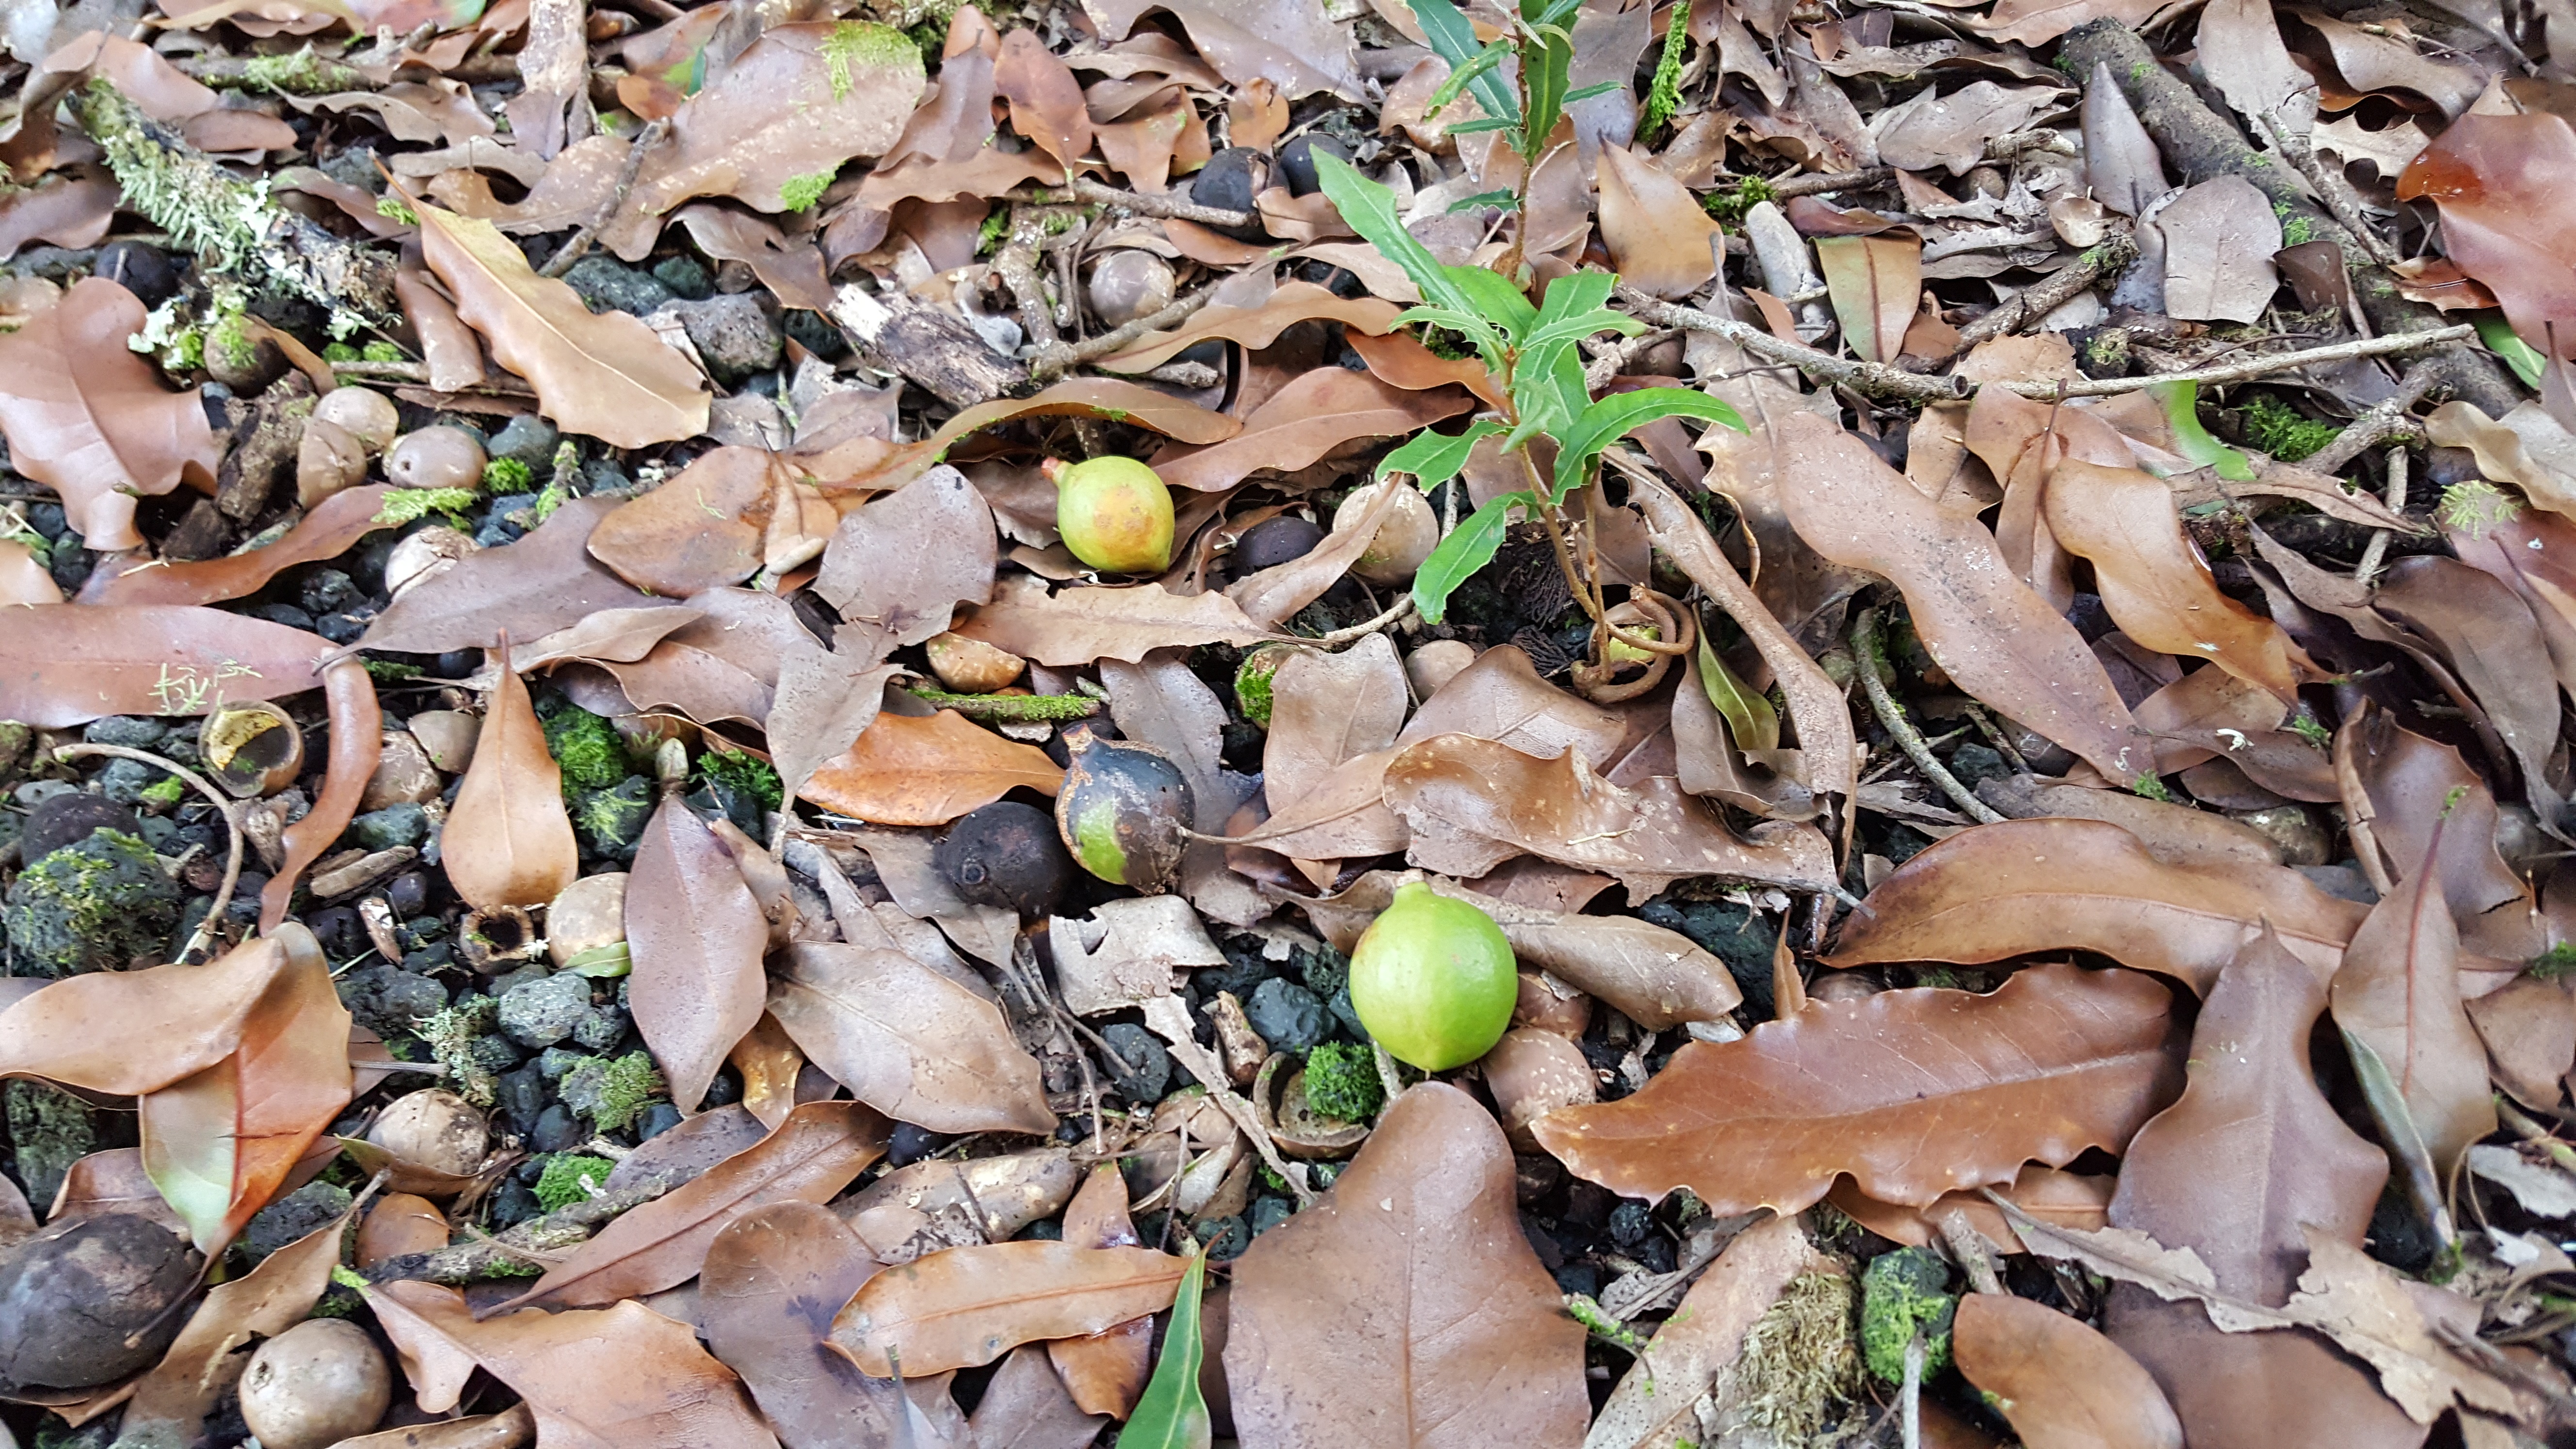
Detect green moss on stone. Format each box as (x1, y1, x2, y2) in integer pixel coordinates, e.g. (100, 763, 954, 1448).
(543, 705, 630, 793)
(1860, 1246, 1956, 1384)
(560, 1051, 665, 1133)
(2239, 395, 2340, 462)
(2, 828, 182, 977)
(533, 1153, 618, 1211)
(419, 996, 499, 1106)
(6, 1080, 96, 1211)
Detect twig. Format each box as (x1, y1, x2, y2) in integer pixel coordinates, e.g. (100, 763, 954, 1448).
(895, 684, 1102, 722)
(2017, 325, 2476, 399)
(1304, 594, 1417, 647)
(1020, 177, 1254, 231)
(54, 743, 242, 961)
(538, 117, 669, 281)
(1768, 166, 1894, 199)
(2354, 445, 2410, 585)
(329, 360, 431, 382)
(1952, 231, 2136, 350)
(1582, 327, 1678, 391)
(1851, 608, 2007, 824)
(364, 1173, 676, 1284)
(1618, 289, 1970, 403)
(1933, 1208, 2006, 1296)
(2332, 702, 2399, 898)
(2496, 1097, 2576, 1173)
(2258, 110, 2400, 268)
(2304, 365, 2440, 476)
(1900, 1332, 1925, 1449)
(993, 206, 1069, 354)
(1027, 286, 1218, 384)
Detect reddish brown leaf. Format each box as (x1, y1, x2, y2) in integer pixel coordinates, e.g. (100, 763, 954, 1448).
(1147, 368, 1474, 493)
(367, 1280, 782, 1447)
(0, 932, 300, 1097)
(0, 541, 57, 606)
(1534, 963, 2181, 1215)
(628, 792, 773, 1114)
(2331, 817, 2496, 1176)
(1226, 1084, 1590, 1448)
(1830, 1164, 2115, 1254)
(1954, 1293, 2183, 1449)
(0, 176, 117, 260)
(1816, 233, 1921, 364)
(0, 277, 220, 551)
(139, 923, 354, 1252)
(801, 709, 1063, 826)
(442, 644, 579, 912)
(815, 464, 998, 661)
(0, 604, 336, 729)
(260, 657, 380, 932)
(1772, 412, 2145, 782)
(1097, 280, 1401, 373)
(1597, 143, 1726, 299)
(50, 1149, 188, 1236)
(1047, 1165, 1151, 1419)
(360, 497, 682, 656)
(2346, 709, 2541, 958)
(587, 447, 814, 597)
(2398, 107, 2576, 358)
(832, 1242, 1188, 1376)
(702, 1201, 932, 1449)
(493, 1101, 890, 1311)
(996, 27, 1093, 172)
(1826, 818, 2367, 993)
(79, 486, 394, 607)
(942, 570, 1269, 669)
(767, 943, 1056, 1134)
(357, 1194, 451, 1269)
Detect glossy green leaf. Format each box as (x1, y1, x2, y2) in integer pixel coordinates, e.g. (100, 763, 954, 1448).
(1118, 1248, 1211, 1449)
(2478, 314, 2548, 388)
(1698, 635, 1780, 751)
(1406, 0, 1520, 125)
(1550, 386, 1747, 497)
(1314, 154, 1477, 324)
(2144, 380, 2255, 481)
(1414, 490, 1530, 624)
(1521, 25, 1573, 164)
(1425, 38, 1515, 122)
(1562, 80, 1620, 102)
(1442, 264, 1538, 338)
(1446, 188, 1519, 212)
(1442, 116, 1518, 134)
(1379, 419, 1503, 489)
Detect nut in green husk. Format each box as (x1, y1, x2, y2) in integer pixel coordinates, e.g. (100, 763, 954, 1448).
(1348, 880, 1516, 1071)
(1054, 724, 1193, 892)
(1043, 456, 1174, 575)
(1234, 643, 1299, 728)
(937, 800, 1073, 917)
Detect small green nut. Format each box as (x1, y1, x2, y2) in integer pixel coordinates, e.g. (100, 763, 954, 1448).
(1054, 725, 1193, 892)
(1860, 1246, 1956, 1384)
(1234, 644, 1297, 729)
(1348, 881, 1516, 1071)
(1044, 456, 1174, 575)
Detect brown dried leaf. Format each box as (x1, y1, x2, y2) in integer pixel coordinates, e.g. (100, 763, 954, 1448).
(2373, 554, 2564, 824)
(366, 1281, 781, 1446)
(50, 1148, 188, 1236)
(1587, 1214, 1836, 1449)
(1536, 963, 2181, 1214)
(0, 177, 117, 259)
(1098, 280, 1401, 372)
(832, 1241, 1188, 1376)
(1223, 482, 1399, 630)
(0, 277, 220, 550)
(0, 604, 335, 729)
(415, 198, 709, 448)
(1395, 644, 1627, 764)
(1772, 412, 2146, 782)
(2347, 709, 2540, 958)
(1226, 1083, 1590, 1447)
(702, 1200, 941, 1449)
(1973, 775, 2284, 871)
(442, 643, 579, 912)
(1047, 1166, 1151, 1419)
(1816, 234, 1920, 364)
(972, 1345, 1105, 1449)
(1828, 818, 2366, 992)
(768, 943, 1055, 1134)
(0, 541, 57, 606)
(1262, 635, 1407, 809)
(592, 587, 810, 728)
(1878, 81, 2062, 175)
(950, 575, 1271, 666)
(802, 709, 1063, 826)
(2155, 178, 2282, 324)
(395, 266, 489, 391)
(1953, 1293, 2184, 1449)
(361, 498, 681, 655)
(839, 379, 1242, 496)
(817, 465, 997, 660)
(2399, 110, 2576, 357)
(2045, 459, 2304, 701)
(1829, 1164, 2115, 1254)
(78, 486, 393, 606)
(493, 1101, 890, 1311)
(259, 658, 380, 931)
(628, 793, 772, 1114)
(2331, 817, 2496, 1176)
(588, 448, 799, 597)
(1596, 143, 1724, 299)
(1384, 734, 1836, 901)
(994, 28, 1091, 171)
(1148, 368, 1473, 492)
(670, 206, 836, 313)
(0, 934, 296, 1096)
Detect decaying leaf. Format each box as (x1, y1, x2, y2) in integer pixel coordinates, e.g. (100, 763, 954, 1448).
(360, 497, 682, 656)
(801, 709, 1063, 826)
(767, 942, 1056, 1134)
(441, 642, 579, 912)
(78, 486, 393, 606)
(2330, 818, 2496, 1177)
(1535, 963, 2181, 1216)
(832, 1241, 1189, 1377)
(817, 465, 998, 661)
(1047, 1165, 1154, 1420)
(1816, 234, 1921, 364)
(1596, 143, 1724, 299)
(950, 576, 1272, 667)
(2396, 95, 2576, 356)
(1149, 368, 1474, 494)
(627, 792, 772, 1114)
(0, 604, 335, 729)
(1952, 1292, 2183, 1449)
(1585, 1213, 1839, 1449)
(2154, 177, 2282, 324)
(0, 276, 219, 551)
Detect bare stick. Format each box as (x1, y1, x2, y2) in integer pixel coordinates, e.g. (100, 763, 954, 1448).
(1768, 166, 1894, 199)
(1307, 595, 1417, 647)
(365, 1174, 677, 1284)
(538, 117, 668, 280)
(2304, 365, 2440, 476)
(1952, 231, 2136, 350)
(993, 206, 1067, 354)
(1619, 289, 1970, 403)
(1934, 1208, 2007, 1295)
(2259, 110, 2399, 268)
(2355, 445, 2411, 585)
(1027, 287, 1218, 384)
(55, 743, 242, 961)
(1019, 177, 1255, 231)
(1852, 607, 2007, 824)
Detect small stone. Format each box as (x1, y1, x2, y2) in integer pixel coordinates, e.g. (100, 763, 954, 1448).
(485, 414, 561, 468)
(570, 1004, 628, 1052)
(21, 793, 141, 861)
(3, 830, 183, 976)
(298, 569, 359, 617)
(335, 964, 449, 1039)
(82, 716, 164, 750)
(537, 1047, 588, 1079)
(386, 870, 431, 918)
(1244, 978, 1329, 1053)
(5, 1080, 95, 1210)
(242, 1181, 352, 1263)
(1101, 1022, 1170, 1103)
(497, 971, 593, 1048)
(476, 493, 541, 548)
(351, 803, 429, 852)
(562, 256, 673, 316)
(363, 731, 443, 811)
(94, 241, 177, 306)
(493, 1064, 546, 1134)
(467, 1033, 523, 1075)
(531, 1103, 583, 1152)
(246, 603, 317, 631)
(94, 758, 168, 807)
(653, 294, 782, 381)
(404, 710, 479, 774)
(636, 1102, 684, 1140)
(651, 255, 713, 300)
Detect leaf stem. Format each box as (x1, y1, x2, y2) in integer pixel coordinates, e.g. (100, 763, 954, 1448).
(1849, 607, 2005, 825)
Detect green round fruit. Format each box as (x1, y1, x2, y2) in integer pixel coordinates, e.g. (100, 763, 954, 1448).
(1054, 725, 1193, 891)
(1348, 881, 1516, 1071)
(1047, 456, 1175, 574)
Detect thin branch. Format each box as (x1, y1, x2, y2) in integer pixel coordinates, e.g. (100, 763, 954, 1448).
(2355, 444, 2410, 585)
(1953, 231, 2136, 350)
(1305, 594, 1417, 647)
(2003, 326, 2477, 398)
(1618, 289, 1970, 403)
(2259, 110, 2400, 268)
(54, 743, 242, 961)
(538, 117, 669, 281)
(1851, 607, 2008, 824)
(1017, 177, 1255, 232)
(1026, 286, 1218, 384)
(2304, 364, 2441, 476)
(1768, 166, 1894, 199)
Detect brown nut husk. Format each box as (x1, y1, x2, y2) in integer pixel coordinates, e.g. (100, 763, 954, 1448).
(0, 1213, 202, 1391)
(385, 426, 487, 491)
(1054, 724, 1193, 892)
(1405, 639, 1477, 697)
(201, 700, 305, 797)
(366, 1088, 490, 1177)
(238, 1318, 394, 1449)
(924, 632, 1026, 694)
(296, 415, 370, 507)
(1332, 481, 1439, 586)
(406, 709, 480, 774)
(313, 385, 400, 451)
(1252, 1052, 1369, 1159)
(384, 527, 478, 598)
(1481, 1026, 1597, 1152)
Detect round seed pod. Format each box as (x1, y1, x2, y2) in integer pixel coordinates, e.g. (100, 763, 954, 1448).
(0, 1213, 201, 1392)
(1054, 724, 1193, 892)
(385, 426, 487, 491)
(936, 801, 1074, 918)
(200, 701, 305, 797)
(365, 1088, 488, 1177)
(1332, 482, 1439, 586)
(237, 1319, 393, 1449)
(312, 386, 400, 452)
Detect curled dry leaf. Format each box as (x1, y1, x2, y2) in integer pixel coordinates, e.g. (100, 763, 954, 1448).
(2329, 818, 2496, 1177)
(2345, 710, 2539, 957)
(259, 658, 381, 931)
(1772, 412, 2145, 782)
(628, 792, 773, 1114)
(361, 498, 682, 656)
(441, 642, 579, 912)
(0, 932, 299, 1096)
(1534, 962, 2182, 1215)
(2396, 95, 2576, 357)
(1952, 1293, 2184, 1449)
(1826, 818, 2366, 993)
(367, 1281, 782, 1447)
(1098, 280, 1401, 373)
(832, 1241, 1189, 1377)
(1225, 1084, 1590, 1449)
(832, 378, 1240, 497)
(817, 465, 998, 661)
(1829, 1163, 2115, 1254)
(950, 576, 1272, 667)
(414, 198, 708, 448)
(0, 603, 334, 729)
(492, 1101, 891, 1311)
(78, 486, 393, 606)
(139, 922, 354, 1253)
(1262, 636, 1407, 809)
(0, 276, 220, 551)
(1148, 368, 1474, 493)
(801, 709, 1063, 827)
(1595, 143, 1726, 299)
(768, 943, 1055, 1134)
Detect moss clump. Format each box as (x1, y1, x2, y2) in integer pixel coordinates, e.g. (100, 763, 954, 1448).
(2438, 480, 2522, 539)
(364, 659, 424, 683)
(575, 776, 655, 859)
(1703, 175, 1777, 225)
(2, 829, 183, 977)
(560, 1051, 665, 1132)
(6, 1081, 96, 1211)
(2130, 773, 2175, 803)
(376, 194, 416, 226)
(542, 704, 630, 793)
(694, 749, 782, 811)
(1860, 1247, 1956, 1384)
(482, 457, 533, 492)
(1300, 1042, 1384, 1123)
(207, 308, 259, 375)
(2531, 942, 2576, 981)
(419, 996, 499, 1107)
(233, 48, 366, 95)
(2281, 215, 2314, 247)
(373, 487, 478, 527)
(1640, 0, 1690, 141)
(362, 340, 404, 362)
(1234, 645, 1293, 728)
(532, 1153, 617, 1211)
(2239, 395, 2339, 462)
(779, 168, 835, 212)
(1717, 1269, 1865, 1444)
(819, 21, 919, 101)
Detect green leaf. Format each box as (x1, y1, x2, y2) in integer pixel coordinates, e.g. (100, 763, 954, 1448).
(1551, 386, 1747, 497)
(1524, 0, 1580, 26)
(1380, 419, 1503, 489)
(1414, 491, 1531, 624)
(2147, 380, 2255, 483)
(1441, 116, 1518, 134)
(1519, 306, 1646, 354)
(1119, 1248, 1212, 1449)
(1445, 188, 1518, 213)
(1521, 24, 1574, 164)
(1698, 635, 1780, 751)
(1407, 0, 1520, 125)
(2477, 314, 2548, 388)
(1313, 153, 1474, 320)
(1562, 80, 1621, 102)
(1443, 264, 1538, 338)
(1424, 37, 1514, 122)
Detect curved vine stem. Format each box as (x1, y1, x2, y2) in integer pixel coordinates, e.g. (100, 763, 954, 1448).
(54, 742, 245, 960)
